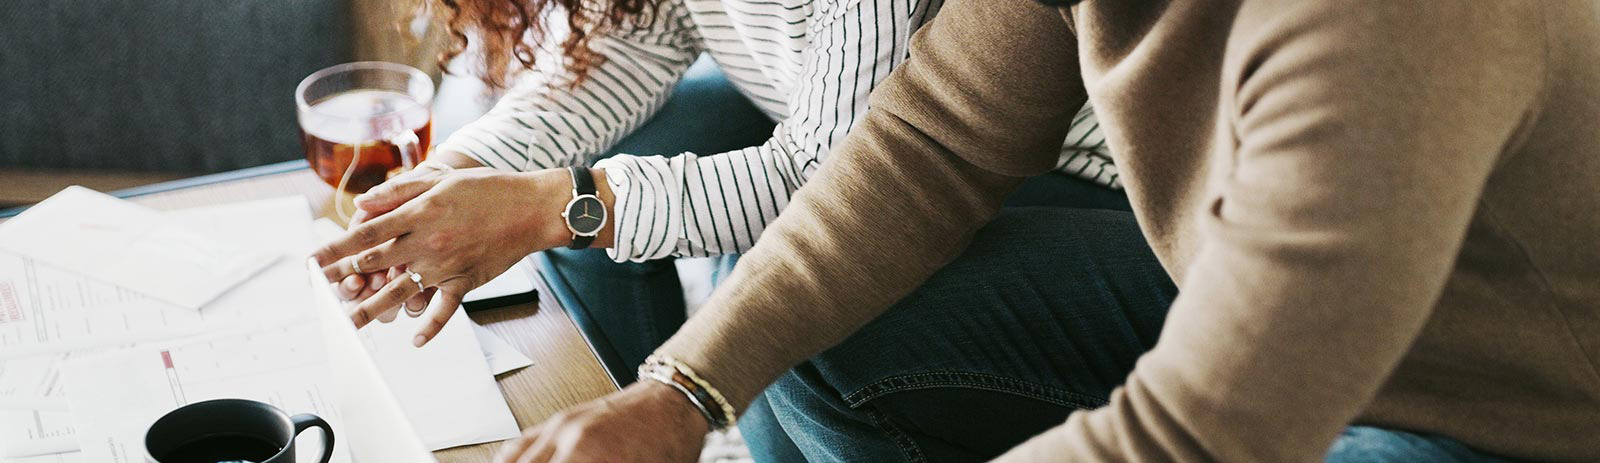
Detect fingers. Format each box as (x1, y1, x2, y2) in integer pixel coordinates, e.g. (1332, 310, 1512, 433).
(411, 281, 466, 347)
(347, 271, 423, 329)
(372, 269, 403, 323)
(319, 233, 421, 284)
(493, 433, 537, 463)
(404, 288, 434, 318)
(514, 442, 555, 463)
(515, 424, 559, 463)
(362, 271, 389, 302)
(312, 210, 414, 276)
(336, 274, 365, 300)
(353, 170, 439, 215)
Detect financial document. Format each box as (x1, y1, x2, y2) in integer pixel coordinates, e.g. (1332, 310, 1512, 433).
(0, 354, 73, 459)
(0, 187, 279, 310)
(0, 196, 318, 359)
(1, 451, 79, 463)
(61, 324, 353, 463)
(0, 197, 317, 458)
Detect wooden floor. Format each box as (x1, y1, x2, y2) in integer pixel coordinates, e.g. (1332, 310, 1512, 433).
(0, 168, 191, 208)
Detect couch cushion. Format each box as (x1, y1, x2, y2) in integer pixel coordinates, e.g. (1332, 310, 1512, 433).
(0, 0, 350, 172)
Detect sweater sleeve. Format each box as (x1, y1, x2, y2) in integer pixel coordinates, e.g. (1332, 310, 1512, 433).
(434, 0, 701, 171)
(593, 0, 938, 262)
(996, 2, 1544, 462)
(653, 0, 1085, 411)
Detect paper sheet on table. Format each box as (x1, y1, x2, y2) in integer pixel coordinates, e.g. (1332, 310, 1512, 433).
(61, 324, 355, 463)
(0, 354, 74, 459)
(0, 197, 317, 458)
(474, 322, 533, 375)
(1, 451, 78, 463)
(309, 219, 520, 449)
(0, 187, 279, 310)
(0, 196, 317, 359)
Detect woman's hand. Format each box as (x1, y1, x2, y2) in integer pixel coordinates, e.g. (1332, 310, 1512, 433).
(330, 151, 480, 307)
(313, 164, 610, 346)
(494, 380, 710, 463)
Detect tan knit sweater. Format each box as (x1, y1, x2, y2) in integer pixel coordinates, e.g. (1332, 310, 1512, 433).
(656, 0, 1600, 461)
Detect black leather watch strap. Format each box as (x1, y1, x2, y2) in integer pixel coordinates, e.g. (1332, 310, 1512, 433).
(568, 166, 597, 249)
(570, 231, 596, 249)
(570, 166, 596, 195)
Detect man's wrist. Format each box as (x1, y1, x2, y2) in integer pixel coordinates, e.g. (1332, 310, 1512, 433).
(635, 379, 712, 436)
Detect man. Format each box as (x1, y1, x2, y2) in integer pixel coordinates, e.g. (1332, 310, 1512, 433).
(478, 0, 1600, 461)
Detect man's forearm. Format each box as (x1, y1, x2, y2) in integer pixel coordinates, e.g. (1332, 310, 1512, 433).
(653, 0, 1087, 410)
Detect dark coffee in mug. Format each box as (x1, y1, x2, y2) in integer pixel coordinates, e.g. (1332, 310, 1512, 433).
(157, 433, 284, 463)
(144, 399, 334, 463)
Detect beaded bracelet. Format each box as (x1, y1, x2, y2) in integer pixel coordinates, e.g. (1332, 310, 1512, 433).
(637, 354, 737, 430)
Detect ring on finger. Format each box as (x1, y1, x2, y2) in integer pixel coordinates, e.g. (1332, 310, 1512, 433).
(406, 269, 425, 292)
(405, 300, 426, 316)
(351, 259, 364, 275)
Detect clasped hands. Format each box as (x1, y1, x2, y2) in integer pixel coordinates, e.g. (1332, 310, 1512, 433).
(312, 161, 574, 346)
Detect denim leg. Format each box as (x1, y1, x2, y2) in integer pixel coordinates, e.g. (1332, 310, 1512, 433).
(1003, 171, 1132, 212)
(536, 56, 803, 462)
(768, 207, 1177, 462)
(541, 55, 776, 382)
(1325, 427, 1521, 463)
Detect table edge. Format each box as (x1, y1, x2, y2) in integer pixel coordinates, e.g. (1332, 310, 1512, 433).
(0, 159, 312, 218)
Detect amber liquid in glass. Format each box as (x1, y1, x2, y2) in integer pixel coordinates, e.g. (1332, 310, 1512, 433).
(300, 90, 432, 194)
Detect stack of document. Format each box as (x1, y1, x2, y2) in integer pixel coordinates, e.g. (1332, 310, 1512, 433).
(0, 188, 533, 463)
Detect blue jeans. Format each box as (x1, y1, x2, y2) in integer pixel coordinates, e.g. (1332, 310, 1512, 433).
(538, 57, 1139, 462)
(760, 204, 1518, 462)
(536, 56, 809, 462)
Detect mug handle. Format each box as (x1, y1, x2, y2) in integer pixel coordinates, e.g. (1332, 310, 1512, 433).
(391, 129, 421, 170)
(290, 413, 336, 463)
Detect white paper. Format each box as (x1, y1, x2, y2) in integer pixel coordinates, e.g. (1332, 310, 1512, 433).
(1, 450, 79, 463)
(473, 322, 533, 376)
(0, 187, 280, 310)
(0, 354, 74, 458)
(61, 323, 355, 463)
(0, 197, 318, 458)
(310, 259, 436, 463)
(0, 196, 317, 360)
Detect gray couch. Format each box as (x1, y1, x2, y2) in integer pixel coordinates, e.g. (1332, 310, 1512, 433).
(0, 0, 350, 173)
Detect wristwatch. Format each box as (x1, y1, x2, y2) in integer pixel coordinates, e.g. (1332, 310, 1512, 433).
(561, 166, 606, 249)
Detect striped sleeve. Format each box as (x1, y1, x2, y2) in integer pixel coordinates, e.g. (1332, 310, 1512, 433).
(435, 0, 703, 171)
(1055, 103, 1120, 188)
(596, 0, 941, 262)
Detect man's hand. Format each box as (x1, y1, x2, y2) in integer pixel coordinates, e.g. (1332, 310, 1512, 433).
(313, 166, 585, 346)
(493, 380, 710, 463)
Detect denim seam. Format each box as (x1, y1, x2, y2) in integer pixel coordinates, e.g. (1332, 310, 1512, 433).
(863, 404, 928, 463)
(844, 371, 1108, 410)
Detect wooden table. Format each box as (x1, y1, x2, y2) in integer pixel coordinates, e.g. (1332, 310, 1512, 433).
(3, 162, 620, 462)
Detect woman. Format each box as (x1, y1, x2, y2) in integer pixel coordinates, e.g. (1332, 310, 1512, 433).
(316, 0, 1125, 459)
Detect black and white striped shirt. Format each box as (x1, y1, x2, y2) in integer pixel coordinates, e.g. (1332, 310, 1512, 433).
(436, 0, 1117, 262)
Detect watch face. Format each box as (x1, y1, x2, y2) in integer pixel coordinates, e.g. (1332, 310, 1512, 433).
(565, 195, 606, 235)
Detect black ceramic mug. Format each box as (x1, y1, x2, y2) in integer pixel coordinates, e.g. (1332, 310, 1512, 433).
(144, 398, 335, 463)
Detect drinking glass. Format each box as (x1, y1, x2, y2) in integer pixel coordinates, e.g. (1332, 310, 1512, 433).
(296, 62, 434, 221)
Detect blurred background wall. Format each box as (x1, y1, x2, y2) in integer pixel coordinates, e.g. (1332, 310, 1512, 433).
(0, 0, 449, 207)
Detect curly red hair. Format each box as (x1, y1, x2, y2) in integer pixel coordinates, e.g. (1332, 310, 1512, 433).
(434, 0, 659, 89)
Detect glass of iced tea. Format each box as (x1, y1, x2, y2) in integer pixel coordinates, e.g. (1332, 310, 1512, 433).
(295, 62, 434, 220)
